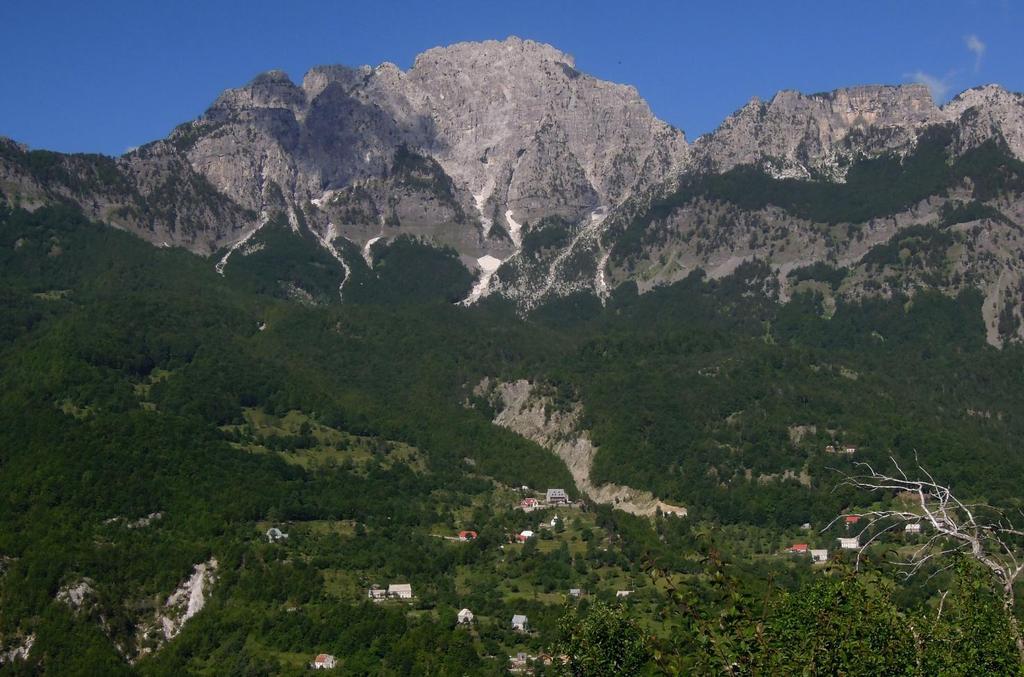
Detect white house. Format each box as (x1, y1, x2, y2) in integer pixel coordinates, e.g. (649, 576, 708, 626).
(550, 516, 561, 528)
(905, 523, 922, 534)
(616, 590, 633, 598)
(388, 583, 413, 599)
(517, 530, 535, 542)
(546, 488, 569, 505)
(838, 537, 860, 550)
(312, 653, 336, 670)
(458, 608, 474, 624)
(811, 549, 829, 563)
(512, 614, 529, 632)
(367, 585, 387, 601)
(569, 588, 583, 598)
(266, 527, 288, 543)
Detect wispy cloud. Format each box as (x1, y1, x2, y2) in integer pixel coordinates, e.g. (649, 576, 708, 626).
(964, 34, 986, 72)
(905, 71, 953, 100)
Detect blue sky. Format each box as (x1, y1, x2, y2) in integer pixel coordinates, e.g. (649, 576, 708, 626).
(2, 0, 1021, 156)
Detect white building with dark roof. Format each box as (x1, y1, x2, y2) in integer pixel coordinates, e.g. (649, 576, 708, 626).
(546, 488, 569, 504)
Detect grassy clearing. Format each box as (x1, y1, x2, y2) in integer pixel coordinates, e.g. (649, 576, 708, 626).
(224, 407, 423, 473)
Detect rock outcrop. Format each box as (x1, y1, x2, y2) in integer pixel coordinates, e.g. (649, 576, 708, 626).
(691, 84, 943, 181)
(133, 558, 218, 662)
(477, 379, 687, 517)
(151, 37, 689, 281)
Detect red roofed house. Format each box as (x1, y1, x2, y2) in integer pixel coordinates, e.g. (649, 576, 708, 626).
(458, 530, 478, 541)
(312, 653, 337, 670)
(787, 543, 809, 554)
(520, 498, 539, 509)
(845, 515, 861, 526)
(516, 530, 534, 543)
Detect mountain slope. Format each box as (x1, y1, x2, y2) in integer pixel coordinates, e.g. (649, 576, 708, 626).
(3, 38, 1024, 340)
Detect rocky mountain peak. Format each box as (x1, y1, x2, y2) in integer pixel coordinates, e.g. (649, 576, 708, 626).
(209, 69, 305, 112)
(135, 36, 689, 284)
(5, 39, 1023, 329)
(692, 83, 944, 180)
(411, 36, 576, 72)
(300, 65, 371, 100)
(943, 84, 1024, 160)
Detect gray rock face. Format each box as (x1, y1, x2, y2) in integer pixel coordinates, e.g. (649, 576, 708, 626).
(691, 84, 943, 180)
(105, 37, 692, 305)
(944, 85, 1024, 160)
(163, 37, 688, 265)
(690, 83, 1024, 182)
(0, 138, 258, 255)
(4, 37, 1024, 331)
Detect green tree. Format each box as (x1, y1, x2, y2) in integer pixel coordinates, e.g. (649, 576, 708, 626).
(557, 601, 651, 676)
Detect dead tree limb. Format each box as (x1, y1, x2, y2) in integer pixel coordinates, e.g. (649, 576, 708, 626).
(825, 454, 1024, 661)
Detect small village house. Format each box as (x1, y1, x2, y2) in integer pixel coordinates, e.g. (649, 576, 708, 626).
(787, 543, 808, 554)
(569, 588, 583, 598)
(550, 516, 560, 528)
(516, 530, 534, 542)
(266, 527, 288, 543)
(844, 515, 861, 526)
(509, 652, 531, 670)
(905, 523, 922, 534)
(458, 530, 478, 541)
(520, 497, 539, 510)
(545, 488, 569, 505)
(458, 608, 474, 624)
(512, 614, 529, 632)
(312, 653, 337, 670)
(838, 537, 860, 549)
(367, 585, 387, 601)
(843, 446, 857, 454)
(388, 583, 413, 599)
(811, 549, 829, 562)
(824, 444, 836, 454)
(616, 590, 633, 598)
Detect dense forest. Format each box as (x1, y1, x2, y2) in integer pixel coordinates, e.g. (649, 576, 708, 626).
(2, 201, 1024, 674)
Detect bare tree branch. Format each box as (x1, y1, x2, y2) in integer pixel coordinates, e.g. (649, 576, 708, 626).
(828, 455, 1024, 660)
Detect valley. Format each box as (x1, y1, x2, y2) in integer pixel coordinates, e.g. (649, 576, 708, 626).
(2, 33, 1024, 675)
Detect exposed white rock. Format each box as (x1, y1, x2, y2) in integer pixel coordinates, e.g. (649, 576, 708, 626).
(362, 235, 383, 267)
(595, 249, 612, 301)
(472, 177, 496, 237)
(313, 223, 352, 299)
(461, 255, 504, 305)
(134, 558, 218, 660)
(103, 511, 164, 529)
(215, 219, 269, 275)
(0, 634, 34, 665)
(504, 210, 524, 249)
(478, 378, 687, 517)
(57, 578, 97, 611)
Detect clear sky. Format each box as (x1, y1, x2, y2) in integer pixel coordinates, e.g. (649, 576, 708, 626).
(2, 0, 1021, 156)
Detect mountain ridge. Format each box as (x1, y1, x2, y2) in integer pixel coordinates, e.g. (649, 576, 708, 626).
(2, 36, 1024, 341)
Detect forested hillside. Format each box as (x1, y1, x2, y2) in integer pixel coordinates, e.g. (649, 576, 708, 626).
(2, 202, 1024, 673)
